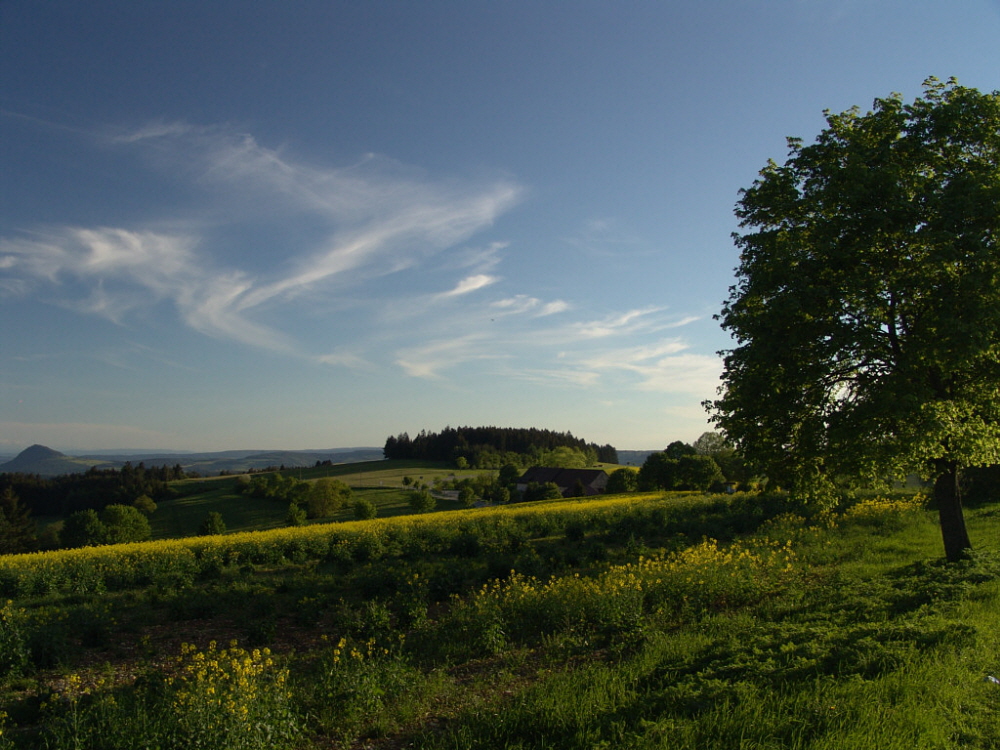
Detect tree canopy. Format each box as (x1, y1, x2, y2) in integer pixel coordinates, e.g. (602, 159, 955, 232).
(709, 78, 1000, 561)
(383, 426, 617, 466)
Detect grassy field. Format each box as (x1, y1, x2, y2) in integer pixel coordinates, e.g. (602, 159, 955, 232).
(151, 459, 630, 538)
(1, 487, 997, 749)
(148, 460, 494, 538)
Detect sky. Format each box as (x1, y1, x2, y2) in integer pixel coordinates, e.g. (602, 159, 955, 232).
(2, 1, 999, 455)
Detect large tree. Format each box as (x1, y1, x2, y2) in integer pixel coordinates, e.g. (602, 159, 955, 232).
(709, 78, 1000, 562)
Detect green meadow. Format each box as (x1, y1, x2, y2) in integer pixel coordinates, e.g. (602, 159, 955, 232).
(0, 478, 997, 749)
(148, 460, 486, 537)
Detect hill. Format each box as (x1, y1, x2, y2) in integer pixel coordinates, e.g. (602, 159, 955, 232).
(0, 445, 385, 477)
(0, 444, 111, 477)
(616, 449, 657, 466)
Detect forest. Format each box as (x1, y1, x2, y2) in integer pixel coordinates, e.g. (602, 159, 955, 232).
(382, 425, 618, 466)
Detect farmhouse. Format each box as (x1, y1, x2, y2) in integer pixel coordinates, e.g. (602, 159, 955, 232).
(516, 467, 609, 497)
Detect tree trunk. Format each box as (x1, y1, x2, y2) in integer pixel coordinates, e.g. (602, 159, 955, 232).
(934, 461, 972, 562)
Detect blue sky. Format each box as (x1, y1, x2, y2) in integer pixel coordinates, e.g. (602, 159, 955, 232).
(2, 1, 999, 454)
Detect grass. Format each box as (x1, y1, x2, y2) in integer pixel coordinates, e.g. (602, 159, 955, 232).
(149, 460, 490, 537)
(0, 489, 997, 749)
(152, 478, 281, 537)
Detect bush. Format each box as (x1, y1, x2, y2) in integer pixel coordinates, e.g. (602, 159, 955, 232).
(408, 490, 436, 513)
(100, 505, 152, 545)
(286, 503, 306, 527)
(458, 486, 476, 507)
(199, 512, 227, 536)
(61, 509, 105, 548)
(606, 468, 638, 493)
(521, 482, 562, 503)
(307, 478, 352, 519)
(132, 494, 157, 515)
(353, 499, 377, 521)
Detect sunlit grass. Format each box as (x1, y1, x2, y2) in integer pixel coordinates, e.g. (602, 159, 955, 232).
(0, 490, 997, 749)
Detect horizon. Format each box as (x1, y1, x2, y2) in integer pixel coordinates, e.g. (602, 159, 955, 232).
(0, 440, 660, 459)
(3, 2, 999, 453)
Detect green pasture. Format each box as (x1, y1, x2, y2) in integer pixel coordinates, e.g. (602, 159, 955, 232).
(275, 458, 478, 485)
(2, 489, 997, 750)
(151, 477, 283, 537)
(150, 460, 492, 537)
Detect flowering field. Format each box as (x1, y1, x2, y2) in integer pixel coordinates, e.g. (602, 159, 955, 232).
(0, 489, 997, 749)
(0, 492, 689, 597)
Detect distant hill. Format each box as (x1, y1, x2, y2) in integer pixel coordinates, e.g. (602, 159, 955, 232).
(616, 450, 657, 466)
(0, 444, 113, 477)
(0, 444, 385, 478)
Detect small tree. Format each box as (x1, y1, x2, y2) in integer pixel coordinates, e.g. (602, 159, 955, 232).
(498, 463, 522, 487)
(100, 504, 152, 544)
(664, 441, 696, 459)
(606, 467, 638, 494)
(692, 431, 731, 457)
(306, 478, 352, 519)
(132, 494, 158, 515)
(710, 78, 1000, 561)
(675, 454, 725, 491)
(408, 489, 436, 513)
(199, 511, 227, 536)
(353, 498, 377, 520)
(638, 453, 679, 491)
(522, 482, 562, 503)
(540, 446, 590, 468)
(61, 509, 105, 548)
(458, 485, 476, 507)
(285, 502, 306, 527)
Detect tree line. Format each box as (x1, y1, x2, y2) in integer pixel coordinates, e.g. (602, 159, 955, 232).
(0, 462, 185, 518)
(0, 462, 186, 554)
(383, 426, 618, 467)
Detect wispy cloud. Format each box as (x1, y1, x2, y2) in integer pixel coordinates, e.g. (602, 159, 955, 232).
(1, 118, 718, 405)
(316, 350, 372, 370)
(395, 334, 503, 379)
(538, 300, 570, 316)
(0, 121, 523, 357)
(438, 273, 499, 298)
(491, 294, 570, 317)
(0, 226, 292, 348)
(573, 339, 722, 394)
(572, 307, 667, 339)
(110, 119, 194, 143)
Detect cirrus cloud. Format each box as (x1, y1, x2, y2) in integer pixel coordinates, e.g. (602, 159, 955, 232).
(1, 121, 523, 359)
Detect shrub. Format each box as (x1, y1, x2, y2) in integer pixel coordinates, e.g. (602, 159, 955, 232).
(606, 467, 638, 493)
(408, 489, 436, 513)
(285, 503, 306, 527)
(61, 510, 105, 548)
(199, 511, 227, 536)
(306, 478, 352, 518)
(100, 505, 152, 545)
(522, 482, 562, 503)
(353, 499, 377, 521)
(131, 494, 157, 515)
